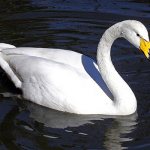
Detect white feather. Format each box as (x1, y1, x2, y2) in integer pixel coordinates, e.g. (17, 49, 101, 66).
(0, 20, 148, 115)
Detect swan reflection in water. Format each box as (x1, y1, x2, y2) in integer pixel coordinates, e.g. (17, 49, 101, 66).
(0, 93, 137, 149)
(25, 100, 137, 149)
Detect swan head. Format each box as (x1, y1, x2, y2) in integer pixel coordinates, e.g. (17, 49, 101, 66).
(120, 20, 150, 59)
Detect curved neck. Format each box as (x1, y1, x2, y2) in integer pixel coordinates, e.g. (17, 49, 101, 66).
(97, 24, 137, 115)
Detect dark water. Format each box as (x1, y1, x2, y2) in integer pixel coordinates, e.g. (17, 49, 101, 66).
(0, 0, 150, 149)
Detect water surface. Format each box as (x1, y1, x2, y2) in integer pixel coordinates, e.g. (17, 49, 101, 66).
(0, 0, 150, 149)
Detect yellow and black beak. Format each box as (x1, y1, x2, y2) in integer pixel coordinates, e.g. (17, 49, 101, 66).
(140, 38, 150, 59)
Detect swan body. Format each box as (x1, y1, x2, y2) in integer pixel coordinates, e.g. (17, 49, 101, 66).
(0, 20, 149, 115)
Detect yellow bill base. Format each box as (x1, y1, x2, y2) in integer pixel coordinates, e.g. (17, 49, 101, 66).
(140, 38, 150, 59)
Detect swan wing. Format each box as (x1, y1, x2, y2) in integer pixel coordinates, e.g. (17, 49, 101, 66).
(5, 54, 95, 112)
(2, 54, 112, 114)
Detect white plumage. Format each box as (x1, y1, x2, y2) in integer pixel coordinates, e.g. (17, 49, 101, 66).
(0, 20, 149, 115)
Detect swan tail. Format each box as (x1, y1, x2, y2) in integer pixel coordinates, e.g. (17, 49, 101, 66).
(0, 43, 22, 88)
(0, 43, 16, 51)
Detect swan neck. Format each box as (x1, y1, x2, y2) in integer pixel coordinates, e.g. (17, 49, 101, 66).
(97, 24, 137, 115)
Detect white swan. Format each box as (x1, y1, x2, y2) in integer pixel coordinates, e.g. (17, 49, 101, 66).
(0, 20, 149, 115)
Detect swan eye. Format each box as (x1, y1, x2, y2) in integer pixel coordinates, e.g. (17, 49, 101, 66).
(136, 33, 140, 37)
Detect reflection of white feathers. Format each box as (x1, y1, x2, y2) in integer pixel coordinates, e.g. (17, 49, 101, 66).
(0, 20, 149, 115)
(26, 100, 137, 129)
(27, 101, 137, 149)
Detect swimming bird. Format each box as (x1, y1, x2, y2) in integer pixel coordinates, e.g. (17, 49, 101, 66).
(0, 20, 149, 115)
